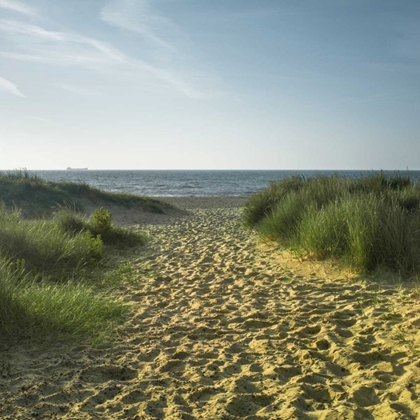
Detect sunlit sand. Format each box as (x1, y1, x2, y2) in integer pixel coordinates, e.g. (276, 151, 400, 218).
(1, 197, 419, 419)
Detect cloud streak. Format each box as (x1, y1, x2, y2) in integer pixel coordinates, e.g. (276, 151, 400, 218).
(0, 18, 219, 99)
(0, 0, 36, 16)
(0, 19, 140, 67)
(101, 0, 177, 53)
(0, 75, 25, 97)
(0, 19, 64, 40)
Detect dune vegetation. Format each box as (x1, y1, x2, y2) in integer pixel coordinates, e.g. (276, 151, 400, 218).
(0, 169, 170, 217)
(0, 171, 156, 345)
(243, 172, 420, 274)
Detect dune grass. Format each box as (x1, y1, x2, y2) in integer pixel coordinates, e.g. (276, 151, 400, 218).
(0, 171, 157, 345)
(0, 206, 135, 344)
(0, 169, 171, 217)
(244, 172, 420, 274)
(0, 208, 103, 278)
(0, 261, 126, 343)
(55, 207, 147, 248)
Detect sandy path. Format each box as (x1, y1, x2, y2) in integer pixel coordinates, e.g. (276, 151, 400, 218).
(1, 206, 420, 419)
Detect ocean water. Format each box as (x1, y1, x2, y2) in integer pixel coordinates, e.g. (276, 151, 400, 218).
(33, 170, 420, 197)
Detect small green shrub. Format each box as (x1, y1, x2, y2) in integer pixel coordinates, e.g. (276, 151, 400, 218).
(55, 208, 147, 248)
(92, 207, 112, 232)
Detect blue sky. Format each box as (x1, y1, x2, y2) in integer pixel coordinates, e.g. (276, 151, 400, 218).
(0, 0, 419, 170)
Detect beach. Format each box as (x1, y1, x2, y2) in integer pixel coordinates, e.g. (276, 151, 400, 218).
(1, 197, 420, 419)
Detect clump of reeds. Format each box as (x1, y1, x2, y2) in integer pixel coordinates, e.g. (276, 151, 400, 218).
(244, 172, 420, 274)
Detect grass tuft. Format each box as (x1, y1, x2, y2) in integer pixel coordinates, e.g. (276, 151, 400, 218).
(55, 207, 147, 247)
(0, 171, 156, 345)
(244, 173, 420, 274)
(0, 207, 102, 278)
(0, 207, 138, 344)
(0, 260, 126, 342)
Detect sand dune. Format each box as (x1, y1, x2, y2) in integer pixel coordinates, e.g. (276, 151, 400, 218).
(1, 203, 420, 419)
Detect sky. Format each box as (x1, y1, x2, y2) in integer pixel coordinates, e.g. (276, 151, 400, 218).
(0, 0, 419, 170)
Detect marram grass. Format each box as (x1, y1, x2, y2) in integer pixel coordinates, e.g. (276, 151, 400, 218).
(0, 169, 172, 217)
(0, 208, 102, 278)
(0, 206, 145, 345)
(0, 261, 126, 343)
(244, 173, 420, 274)
(55, 207, 147, 248)
(0, 173, 154, 345)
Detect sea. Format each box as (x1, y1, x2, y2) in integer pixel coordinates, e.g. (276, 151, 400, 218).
(32, 170, 420, 197)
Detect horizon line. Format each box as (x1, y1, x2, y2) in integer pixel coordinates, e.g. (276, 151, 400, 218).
(1, 168, 418, 172)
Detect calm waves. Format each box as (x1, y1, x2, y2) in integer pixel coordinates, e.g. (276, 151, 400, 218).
(33, 170, 420, 197)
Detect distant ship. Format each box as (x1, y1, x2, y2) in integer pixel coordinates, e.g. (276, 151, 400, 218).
(66, 167, 88, 171)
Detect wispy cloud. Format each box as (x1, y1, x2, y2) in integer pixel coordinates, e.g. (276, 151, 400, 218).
(101, 0, 177, 53)
(0, 50, 111, 65)
(0, 19, 64, 40)
(0, 0, 36, 16)
(0, 75, 25, 97)
(0, 19, 132, 66)
(0, 18, 220, 99)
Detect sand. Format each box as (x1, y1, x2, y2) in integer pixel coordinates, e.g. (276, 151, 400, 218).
(1, 197, 420, 419)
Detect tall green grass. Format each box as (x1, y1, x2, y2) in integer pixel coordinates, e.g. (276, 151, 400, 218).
(242, 175, 306, 227)
(0, 206, 145, 344)
(0, 208, 102, 278)
(0, 261, 125, 342)
(0, 171, 155, 345)
(244, 173, 420, 274)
